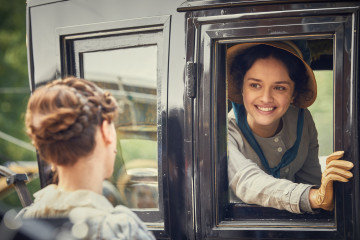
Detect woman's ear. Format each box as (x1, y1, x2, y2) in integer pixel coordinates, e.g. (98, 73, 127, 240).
(100, 120, 113, 144)
(291, 92, 297, 104)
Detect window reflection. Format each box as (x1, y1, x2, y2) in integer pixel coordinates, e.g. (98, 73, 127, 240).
(83, 46, 159, 209)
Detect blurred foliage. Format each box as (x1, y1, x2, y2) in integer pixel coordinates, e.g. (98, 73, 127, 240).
(0, 1, 36, 164)
(0, 1, 39, 210)
(308, 70, 333, 157)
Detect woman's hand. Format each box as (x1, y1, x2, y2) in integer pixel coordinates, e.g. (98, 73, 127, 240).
(309, 151, 354, 211)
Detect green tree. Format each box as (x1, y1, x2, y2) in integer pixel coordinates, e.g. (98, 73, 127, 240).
(0, 1, 36, 164)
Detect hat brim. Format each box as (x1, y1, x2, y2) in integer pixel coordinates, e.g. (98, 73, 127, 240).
(227, 41, 317, 109)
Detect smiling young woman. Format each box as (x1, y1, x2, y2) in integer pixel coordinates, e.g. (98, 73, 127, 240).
(227, 41, 353, 214)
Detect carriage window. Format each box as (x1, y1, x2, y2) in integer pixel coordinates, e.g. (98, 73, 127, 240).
(83, 46, 159, 209)
(227, 39, 334, 211)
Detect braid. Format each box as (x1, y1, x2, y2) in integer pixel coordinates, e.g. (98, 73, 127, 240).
(26, 76, 118, 166)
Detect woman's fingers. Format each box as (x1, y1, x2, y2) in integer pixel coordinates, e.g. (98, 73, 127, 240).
(322, 173, 351, 185)
(326, 160, 354, 171)
(326, 151, 344, 165)
(322, 166, 353, 179)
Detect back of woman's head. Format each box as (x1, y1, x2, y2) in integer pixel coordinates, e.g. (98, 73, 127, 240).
(26, 77, 118, 166)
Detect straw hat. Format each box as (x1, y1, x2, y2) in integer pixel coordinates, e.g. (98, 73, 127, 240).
(227, 41, 317, 108)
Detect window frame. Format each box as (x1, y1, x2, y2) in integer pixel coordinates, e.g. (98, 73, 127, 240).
(188, 5, 359, 239)
(52, 16, 171, 234)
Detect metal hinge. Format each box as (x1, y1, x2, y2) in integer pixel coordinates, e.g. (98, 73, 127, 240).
(0, 166, 33, 207)
(186, 61, 197, 98)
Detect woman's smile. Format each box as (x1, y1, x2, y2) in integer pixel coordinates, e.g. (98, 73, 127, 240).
(256, 105, 276, 112)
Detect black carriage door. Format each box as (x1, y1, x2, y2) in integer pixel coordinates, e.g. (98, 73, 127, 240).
(180, 1, 360, 240)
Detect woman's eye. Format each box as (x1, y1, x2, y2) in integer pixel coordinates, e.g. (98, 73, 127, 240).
(250, 83, 261, 88)
(275, 86, 286, 91)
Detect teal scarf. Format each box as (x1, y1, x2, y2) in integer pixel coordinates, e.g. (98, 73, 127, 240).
(231, 102, 304, 178)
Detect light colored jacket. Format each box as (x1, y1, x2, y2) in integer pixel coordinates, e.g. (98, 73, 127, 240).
(17, 184, 155, 240)
(228, 105, 322, 213)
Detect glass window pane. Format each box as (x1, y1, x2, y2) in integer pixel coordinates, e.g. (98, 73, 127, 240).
(83, 46, 159, 210)
(308, 70, 333, 172)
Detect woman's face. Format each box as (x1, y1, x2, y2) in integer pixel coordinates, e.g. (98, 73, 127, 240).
(242, 57, 295, 137)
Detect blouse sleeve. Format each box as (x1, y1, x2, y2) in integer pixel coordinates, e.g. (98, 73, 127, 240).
(102, 205, 156, 240)
(69, 205, 156, 240)
(294, 109, 322, 186)
(228, 119, 311, 214)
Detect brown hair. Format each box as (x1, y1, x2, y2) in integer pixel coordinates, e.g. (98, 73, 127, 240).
(26, 77, 118, 166)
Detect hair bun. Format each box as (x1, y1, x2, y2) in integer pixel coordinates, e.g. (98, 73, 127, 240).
(26, 77, 118, 166)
